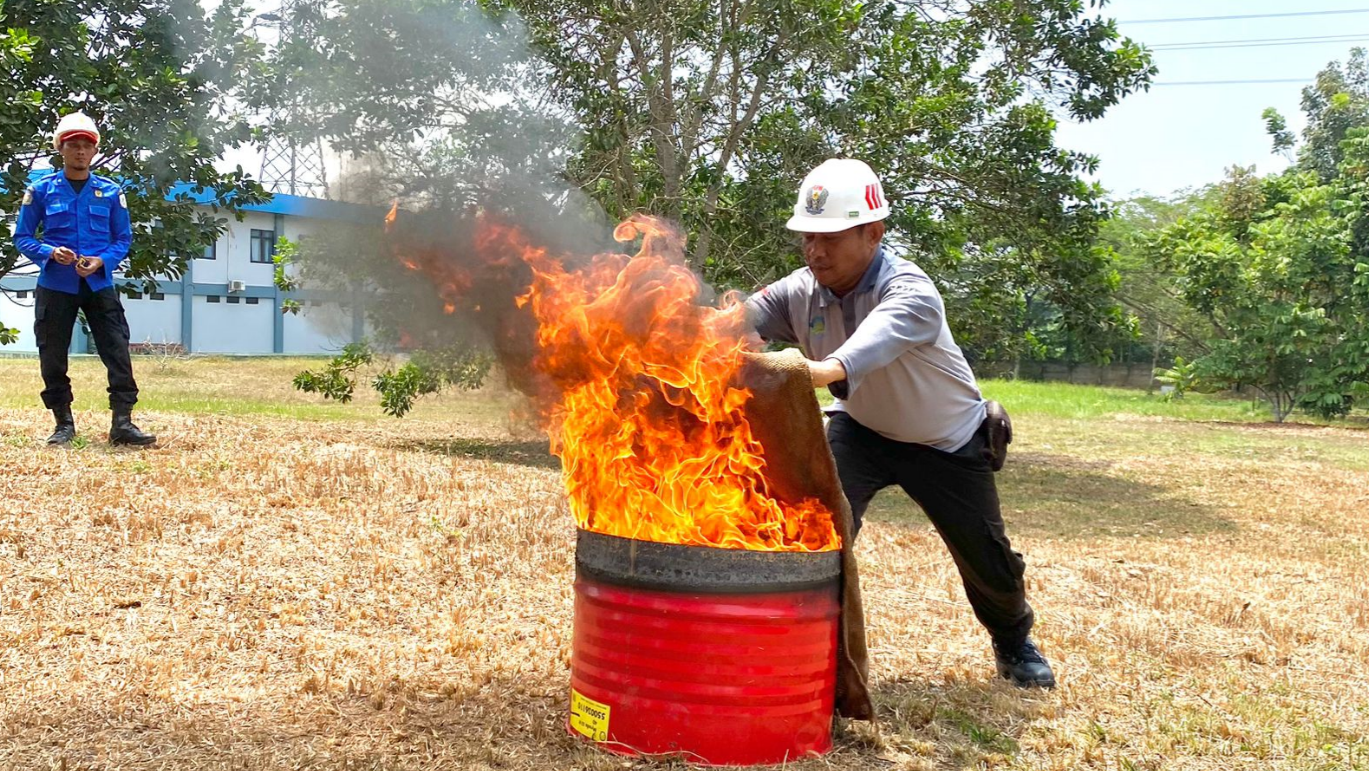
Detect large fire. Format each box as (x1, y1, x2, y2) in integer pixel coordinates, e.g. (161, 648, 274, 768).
(392, 209, 839, 553)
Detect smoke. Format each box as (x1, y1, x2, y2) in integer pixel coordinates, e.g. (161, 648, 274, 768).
(280, 0, 617, 319)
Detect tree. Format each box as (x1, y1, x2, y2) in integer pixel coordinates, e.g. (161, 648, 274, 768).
(0, 0, 271, 344)
(509, 0, 1153, 358)
(1134, 51, 1369, 421)
(1262, 107, 1296, 160)
(1149, 160, 1369, 421)
(1293, 48, 1369, 183)
(269, 0, 1154, 411)
(249, 0, 580, 217)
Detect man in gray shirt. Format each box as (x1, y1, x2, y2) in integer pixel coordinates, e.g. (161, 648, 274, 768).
(746, 159, 1055, 688)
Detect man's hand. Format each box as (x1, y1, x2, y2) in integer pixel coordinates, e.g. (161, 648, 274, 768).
(75, 256, 103, 278)
(806, 357, 846, 388)
(51, 247, 77, 266)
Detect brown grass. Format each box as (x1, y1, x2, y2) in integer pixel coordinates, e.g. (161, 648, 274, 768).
(1, 358, 1367, 770)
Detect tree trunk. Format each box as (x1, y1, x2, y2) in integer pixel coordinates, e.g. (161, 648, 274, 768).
(1147, 320, 1163, 395)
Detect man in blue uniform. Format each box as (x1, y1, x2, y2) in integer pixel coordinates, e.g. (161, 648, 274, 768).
(746, 159, 1054, 688)
(13, 112, 156, 447)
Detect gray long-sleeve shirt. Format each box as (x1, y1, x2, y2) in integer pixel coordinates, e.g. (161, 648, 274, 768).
(745, 246, 986, 451)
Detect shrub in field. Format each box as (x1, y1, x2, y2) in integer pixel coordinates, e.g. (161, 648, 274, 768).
(1153, 356, 1200, 402)
(293, 341, 491, 417)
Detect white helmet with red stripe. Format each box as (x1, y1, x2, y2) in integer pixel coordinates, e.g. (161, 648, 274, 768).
(785, 158, 890, 233)
(52, 112, 101, 150)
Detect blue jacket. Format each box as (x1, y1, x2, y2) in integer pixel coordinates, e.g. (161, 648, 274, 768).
(14, 171, 132, 295)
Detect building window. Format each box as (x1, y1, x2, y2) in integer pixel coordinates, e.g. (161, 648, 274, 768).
(16, 290, 28, 299)
(227, 296, 240, 304)
(250, 229, 276, 264)
(151, 292, 165, 301)
(207, 295, 220, 303)
(245, 297, 260, 305)
(202, 240, 217, 260)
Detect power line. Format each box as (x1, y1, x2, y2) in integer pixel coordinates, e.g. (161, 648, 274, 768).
(1157, 38, 1369, 52)
(1152, 78, 1315, 87)
(1151, 33, 1369, 50)
(1121, 9, 1369, 25)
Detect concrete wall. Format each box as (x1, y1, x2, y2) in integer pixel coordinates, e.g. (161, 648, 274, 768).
(283, 300, 353, 354)
(124, 291, 182, 347)
(0, 290, 38, 350)
(215, 210, 278, 290)
(192, 293, 275, 353)
(1011, 361, 1158, 390)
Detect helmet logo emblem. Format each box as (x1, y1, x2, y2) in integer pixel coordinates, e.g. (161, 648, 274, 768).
(804, 186, 829, 215)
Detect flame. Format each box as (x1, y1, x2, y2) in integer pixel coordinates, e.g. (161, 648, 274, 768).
(393, 212, 839, 553)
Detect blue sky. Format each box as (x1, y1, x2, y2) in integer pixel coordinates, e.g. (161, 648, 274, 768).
(1056, 0, 1368, 199)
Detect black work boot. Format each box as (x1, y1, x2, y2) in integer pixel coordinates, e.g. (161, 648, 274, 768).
(109, 408, 157, 447)
(47, 405, 76, 445)
(993, 636, 1056, 689)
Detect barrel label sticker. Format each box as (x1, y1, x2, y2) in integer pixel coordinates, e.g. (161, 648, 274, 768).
(570, 688, 611, 742)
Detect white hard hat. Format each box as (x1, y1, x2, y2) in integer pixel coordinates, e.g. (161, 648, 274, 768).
(53, 112, 101, 150)
(785, 158, 890, 233)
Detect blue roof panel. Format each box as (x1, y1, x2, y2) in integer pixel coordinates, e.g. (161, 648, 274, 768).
(14, 170, 381, 223)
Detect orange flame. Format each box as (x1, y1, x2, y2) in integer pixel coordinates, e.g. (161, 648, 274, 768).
(507, 217, 836, 552)
(391, 212, 838, 552)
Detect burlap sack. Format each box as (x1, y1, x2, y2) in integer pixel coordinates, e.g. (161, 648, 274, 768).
(740, 350, 874, 720)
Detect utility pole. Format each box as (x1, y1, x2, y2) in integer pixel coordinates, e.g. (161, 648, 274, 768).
(255, 1, 329, 198)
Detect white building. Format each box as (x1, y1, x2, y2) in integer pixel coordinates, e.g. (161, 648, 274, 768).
(1, 188, 377, 355)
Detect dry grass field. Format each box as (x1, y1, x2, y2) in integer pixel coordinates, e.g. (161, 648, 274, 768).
(1, 356, 1366, 770)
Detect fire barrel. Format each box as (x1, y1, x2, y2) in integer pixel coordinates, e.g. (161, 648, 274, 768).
(569, 529, 841, 766)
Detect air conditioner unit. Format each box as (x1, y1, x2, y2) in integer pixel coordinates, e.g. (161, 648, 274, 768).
(228, 280, 247, 293)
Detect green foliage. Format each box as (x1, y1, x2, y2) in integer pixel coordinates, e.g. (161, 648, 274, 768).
(1101, 194, 1217, 369)
(514, 0, 1153, 363)
(0, 0, 272, 311)
(1154, 356, 1199, 402)
(292, 341, 374, 404)
(1149, 157, 1369, 422)
(373, 362, 441, 418)
(272, 237, 303, 315)
(1296, 48, 1369, 182)
(0, 325, 17, 345)
(291, 334, 494, 417)
(372, 346, 492, 417)
(1263, 107, 1296, 159)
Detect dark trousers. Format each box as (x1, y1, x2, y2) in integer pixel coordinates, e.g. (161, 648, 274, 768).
(827, 411, 1034, 642)
(34, 283, 139, 411)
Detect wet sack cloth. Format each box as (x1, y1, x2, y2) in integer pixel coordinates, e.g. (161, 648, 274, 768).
(739, 350, 874, 721)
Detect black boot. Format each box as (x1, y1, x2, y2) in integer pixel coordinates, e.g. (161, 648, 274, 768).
(109, 408, 157, 447)
(993, 636, 1056, 689)
(47, 405, 76, 445)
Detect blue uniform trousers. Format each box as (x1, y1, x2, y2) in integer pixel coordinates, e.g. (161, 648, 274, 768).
(34, 283, 139, 411)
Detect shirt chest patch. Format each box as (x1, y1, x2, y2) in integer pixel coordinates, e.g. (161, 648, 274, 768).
(808, 315, 826, 336)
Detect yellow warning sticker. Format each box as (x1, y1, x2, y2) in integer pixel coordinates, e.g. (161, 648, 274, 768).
(569, 688, 611, 742)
